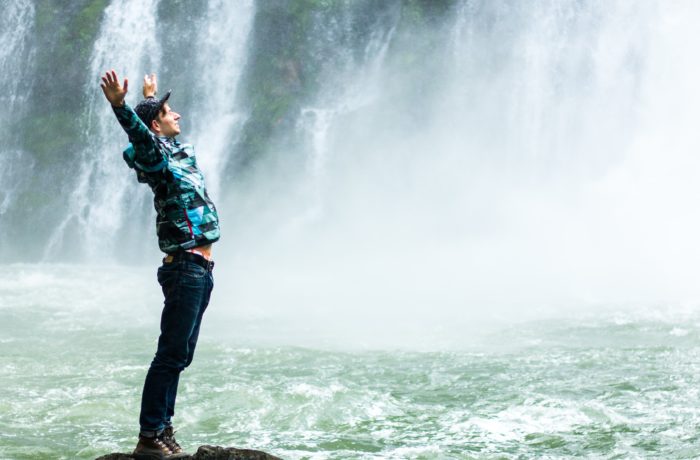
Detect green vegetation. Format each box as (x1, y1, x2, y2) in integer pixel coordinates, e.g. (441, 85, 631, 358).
(233, 1, 317, 168)
(26, 0, 108, 160)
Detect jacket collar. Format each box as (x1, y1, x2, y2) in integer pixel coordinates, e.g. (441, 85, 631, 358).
(157, 136, 180, 147)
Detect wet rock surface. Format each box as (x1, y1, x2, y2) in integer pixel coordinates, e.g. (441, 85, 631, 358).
(96, 445, 283, 460)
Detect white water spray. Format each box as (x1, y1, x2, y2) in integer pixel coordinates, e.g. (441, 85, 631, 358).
(0, 0, 35, 236)
(44, 0, 256, 260)
(205, 0, 700, 348)
(189, 0, 255, 200)
(2, 0, 698, 347)
(45, 0, 163, 259)
(295, 6, 397, 223)
(0, 0, 34, 115)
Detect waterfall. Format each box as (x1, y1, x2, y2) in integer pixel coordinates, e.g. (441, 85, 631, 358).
(294, 1, 399, 224)
(0, 0, 35, 262)
(209, 0, 700, 333)
(189, 0, 255, 199)
(44, 0, 163, 259)
(0, 0, 35, 223)
(41, 0, 257, 260)
(446, 0, 655, 179)
(0, 0, 34, 123)
(0, 0, 698, 311)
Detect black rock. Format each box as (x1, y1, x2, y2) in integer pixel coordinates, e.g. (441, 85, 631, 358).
(95, 445, 283, 460)
(192, 445, 283, 460)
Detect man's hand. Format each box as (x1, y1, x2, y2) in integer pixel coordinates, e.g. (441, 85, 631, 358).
(143, 73, 158, 98)
(100, 70, 128, 107)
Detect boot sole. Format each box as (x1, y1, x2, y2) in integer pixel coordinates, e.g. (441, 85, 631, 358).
(132, 452, 168, 460)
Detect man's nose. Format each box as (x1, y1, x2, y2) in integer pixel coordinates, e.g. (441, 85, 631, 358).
(173, 112, 181, 120)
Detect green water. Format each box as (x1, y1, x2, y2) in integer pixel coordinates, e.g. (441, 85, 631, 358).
(2, 265, 700, 459)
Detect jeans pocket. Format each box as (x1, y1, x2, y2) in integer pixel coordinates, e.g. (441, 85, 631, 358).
(158, 262, 177, 280)
(158, 264, 180, 297)
(181, 261, 207, 280)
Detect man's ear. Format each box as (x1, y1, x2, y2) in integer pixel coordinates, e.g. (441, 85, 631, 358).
(150, 119, 160, 133)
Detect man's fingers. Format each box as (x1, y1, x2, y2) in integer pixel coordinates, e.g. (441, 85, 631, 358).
(143, 73, 156, 85)
(123, 78, 129, 92)
(103, 73, 116, 89)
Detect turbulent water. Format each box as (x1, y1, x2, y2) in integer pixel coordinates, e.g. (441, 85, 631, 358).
(4, 0, 700, 458)
(4, 265, 700, 459)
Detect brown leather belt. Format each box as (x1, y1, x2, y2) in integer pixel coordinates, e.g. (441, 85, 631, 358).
(163, 251, 215, 271)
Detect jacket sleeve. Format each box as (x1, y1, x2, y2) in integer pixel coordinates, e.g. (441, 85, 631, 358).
(111, 103, 166, 168)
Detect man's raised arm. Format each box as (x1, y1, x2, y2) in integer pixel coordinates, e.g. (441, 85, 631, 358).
(100, 69, 128, 107)
(142, 73, 157, 99)
(100, 69, 164, 168)
(100, 69, 152, 144)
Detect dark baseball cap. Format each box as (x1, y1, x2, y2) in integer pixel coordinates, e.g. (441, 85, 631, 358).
(134, 90, 171, 127)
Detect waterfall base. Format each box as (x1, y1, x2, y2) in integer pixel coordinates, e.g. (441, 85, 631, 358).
(96, 445, 283, 460)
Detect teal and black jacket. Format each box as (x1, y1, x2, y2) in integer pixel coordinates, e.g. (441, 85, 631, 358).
(112, 103, 220, 254)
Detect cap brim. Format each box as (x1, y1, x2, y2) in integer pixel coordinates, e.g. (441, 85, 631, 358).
(157, 90, 172, 109)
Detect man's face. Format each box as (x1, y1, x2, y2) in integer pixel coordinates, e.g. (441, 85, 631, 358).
(152, 103, 181, 137)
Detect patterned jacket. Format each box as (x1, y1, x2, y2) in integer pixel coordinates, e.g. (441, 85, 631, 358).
(112, 103, 220, 254)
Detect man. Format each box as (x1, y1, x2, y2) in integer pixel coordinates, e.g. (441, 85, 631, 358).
(100, 70, 220, 459)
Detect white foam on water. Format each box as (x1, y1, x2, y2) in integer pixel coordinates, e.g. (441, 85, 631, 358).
(287, 382, 347, 399)
(383, 445, 444, 459)
(459, 400, 593, 442)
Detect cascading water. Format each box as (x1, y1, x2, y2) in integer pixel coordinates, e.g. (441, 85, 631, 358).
(42, 0, 255, 261)
(0, 0, 34, 128)
(446, 0, 652, 176)
(211, 0, 697, 344)
(189, 0, 255, 199)
(0, 0, 35, 241)
(44, 0, 163, 260)
(2, 0, 699, 351)
(296, 1, 398, 222)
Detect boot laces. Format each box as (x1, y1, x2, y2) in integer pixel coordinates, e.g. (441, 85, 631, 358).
(162, 428, 182, 453)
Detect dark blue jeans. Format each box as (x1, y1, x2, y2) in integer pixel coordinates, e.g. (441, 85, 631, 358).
(139, 259, 214, 436)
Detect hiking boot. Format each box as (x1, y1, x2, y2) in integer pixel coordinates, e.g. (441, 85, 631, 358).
(133, 434, 173, 460)
(161, 426, 188, 457)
